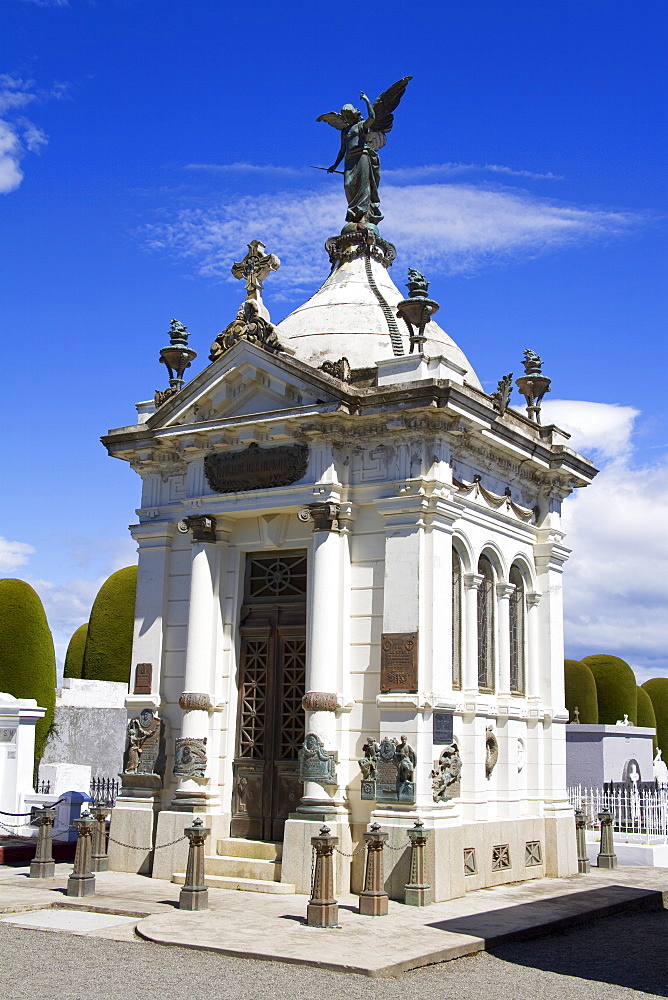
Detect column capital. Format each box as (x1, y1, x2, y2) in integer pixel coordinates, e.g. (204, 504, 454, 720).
(496, 582, 516, 600)
(179, 515, 217, 543)
(129, 521, 177, 543)
(464, 572, 483, 591)
(526, 591, 542, 607)
(298, 502, 340, 532)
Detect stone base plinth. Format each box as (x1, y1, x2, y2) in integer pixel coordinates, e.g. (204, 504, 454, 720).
(179, 887, 209, 910)
(306, 900, 339, 927)
(92, 856, 109, 873)
(281, 812, 352, 895)
(152, 810, 227, 881)
(66, 874, 95, 897)
(358, 891, 388, 916)
(29, 860, 55, 879)
(107, 798, 158, 875)
(404, 885, 431, 906)
(597, 854, 618, 869)
(578, 859, 591, 873)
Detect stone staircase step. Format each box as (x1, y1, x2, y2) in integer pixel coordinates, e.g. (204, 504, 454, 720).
(216, 838, 282, 862)
(172, 872, 295, 894)
(204, 855, 282, 881)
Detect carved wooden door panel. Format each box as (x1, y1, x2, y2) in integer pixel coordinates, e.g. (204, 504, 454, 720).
(231, 552, 306, 842)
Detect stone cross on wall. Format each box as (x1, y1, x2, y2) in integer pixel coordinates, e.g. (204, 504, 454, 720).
(231, 240, 280, 321)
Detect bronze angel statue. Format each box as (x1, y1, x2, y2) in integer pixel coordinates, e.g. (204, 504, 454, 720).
(317, 76, 412, 232)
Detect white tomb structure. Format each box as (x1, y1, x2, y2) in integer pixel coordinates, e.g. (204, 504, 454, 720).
(103, 230, 596, 898)
(0, 692, 46, 835)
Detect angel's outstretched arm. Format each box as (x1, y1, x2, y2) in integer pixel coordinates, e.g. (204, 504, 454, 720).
(328, 132, 347, 172)
(360, 91, 375, 130)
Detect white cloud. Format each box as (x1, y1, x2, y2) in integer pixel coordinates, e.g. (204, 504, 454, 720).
(385, 163, 561, 181)
(19, 0, 69, 6)
(540, 399, 640, 460)
(0, 536, 35, 571)
(551, 400, 668, 681)
(141, 183, 638, 296)
(0, 121, 25, 192)
(0, 75, 61, 193)
(184, 162, 304, 176)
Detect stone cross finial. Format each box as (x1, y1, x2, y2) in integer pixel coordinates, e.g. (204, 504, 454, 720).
(231, 240, 280, 318)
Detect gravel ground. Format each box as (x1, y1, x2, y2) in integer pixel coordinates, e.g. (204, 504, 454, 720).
(0, 908, 666, 1000)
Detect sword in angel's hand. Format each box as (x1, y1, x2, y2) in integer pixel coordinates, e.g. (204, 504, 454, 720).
(310, 165, 344, 175)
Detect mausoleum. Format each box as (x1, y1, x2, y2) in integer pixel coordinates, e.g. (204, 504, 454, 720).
(104, 81, 597, 899)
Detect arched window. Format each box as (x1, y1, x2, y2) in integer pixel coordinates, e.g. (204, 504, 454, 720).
(477, 555, 495, 690)
(509, 565, 525, 694)
(452, 548, 462, 689)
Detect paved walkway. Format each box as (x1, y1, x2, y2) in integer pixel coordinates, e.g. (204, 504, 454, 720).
(0, 863, 666, 977)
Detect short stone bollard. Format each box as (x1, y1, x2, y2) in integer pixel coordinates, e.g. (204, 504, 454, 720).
(597, 808, 618, 869)
(405, 819, 432, 906)
(179, 817, 210, 911)
(358, 822, 389, 916)
(307, 825, 339, 928)
(575, 808, 590, 874)
(29, 806, 56, 879)
(90, 806, 110, 873)
(67, 812, 97, 897)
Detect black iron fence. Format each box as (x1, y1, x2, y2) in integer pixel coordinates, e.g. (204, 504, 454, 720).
(89, 777, 120, 807)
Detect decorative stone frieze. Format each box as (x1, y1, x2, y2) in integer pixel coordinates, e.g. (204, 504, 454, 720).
(302, 691, 338, 713)
(178, 692, 213, 712)
(173, 737, 207, 779)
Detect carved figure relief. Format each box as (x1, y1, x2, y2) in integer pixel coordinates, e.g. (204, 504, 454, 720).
(297, 733, 338, 785)
(431, 741, 462, 801)
(485, 726, 499, 778)
(209, 298, 284, 360)
(173, 737, 207, 778)
(358, 735, 416, 804)
(123, 710, 165, 777)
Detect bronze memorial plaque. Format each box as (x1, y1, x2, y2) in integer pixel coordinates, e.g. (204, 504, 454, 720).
(204, 442, 308, 493)
(133, 662, 152, 695)
(380, 632, 418, 693)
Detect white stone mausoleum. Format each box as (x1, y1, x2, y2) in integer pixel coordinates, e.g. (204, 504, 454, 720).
(104, 228, 596, 900)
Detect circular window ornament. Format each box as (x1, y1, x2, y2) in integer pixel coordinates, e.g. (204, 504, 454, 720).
(264, 558, 292, 593)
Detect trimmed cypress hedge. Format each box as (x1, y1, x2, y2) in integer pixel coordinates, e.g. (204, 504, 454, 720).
(582, 653, 638, 726)
(0, 579, 56, 764)
(636, 684, 658, 750)
(564, 658, 598, 723)
(81, 566, 137, 684)
(64, 623, 88, 680)
(642, 678, 668, 759)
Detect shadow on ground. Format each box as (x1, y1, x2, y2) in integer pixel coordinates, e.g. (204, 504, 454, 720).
(490, 907, 668, 997)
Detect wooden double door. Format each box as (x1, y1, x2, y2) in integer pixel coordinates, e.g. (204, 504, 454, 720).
(231, 552, 307, 842)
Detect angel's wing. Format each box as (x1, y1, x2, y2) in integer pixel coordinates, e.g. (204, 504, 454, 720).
(368, 76, 413, 148)
(316, 111, 346, 130)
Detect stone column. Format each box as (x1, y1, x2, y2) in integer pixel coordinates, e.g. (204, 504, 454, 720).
(463, 574, 482, 694)
(496, 583, 514, 699)
(172, 514, 217, 810)
(525, 591, 542, 702)
(298, 502, 341, 812)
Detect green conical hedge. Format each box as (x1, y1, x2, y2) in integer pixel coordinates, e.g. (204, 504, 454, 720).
(82, 566, 137, 684)
(636, 684, 657, 735)
(0, 579, 56, 764)
(564, 658, 598, 723)
(642, 678, 668, 759)
(64, 623, 88, 680)
(582, 653, 638, 726)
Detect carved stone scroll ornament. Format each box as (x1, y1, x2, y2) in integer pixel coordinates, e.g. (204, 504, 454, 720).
(319, 357, 351, 382)
(297, 502, 340, 532)
(209, 299, 284, 361)
(485, 726, 499, 779)
(123, 710, 166, 777)
(173, 737, 207, 779)
(302, 691, 339, 713)
(298, 733, 338, 785)
(205, 443, 309, 494)
(178, 692, 213, 712)
(178, 515, 217, 543)
(431, 741, 462, 802)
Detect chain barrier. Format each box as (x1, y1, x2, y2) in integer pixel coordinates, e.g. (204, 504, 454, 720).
(0, 809, 33, 818)
(333, 844, 366, 859)
(384, 842, 409, 851)
(107, 834, 187, 852)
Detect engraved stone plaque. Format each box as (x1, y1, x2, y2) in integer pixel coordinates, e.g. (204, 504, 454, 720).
(433, 711, 454, 745)
(380, 632, 418, 693)
(204, 442, 308, 493)
(133, 662, 152, 695)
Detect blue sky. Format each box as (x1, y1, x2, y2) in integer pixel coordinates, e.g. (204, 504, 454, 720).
(1, 0, 666, 681)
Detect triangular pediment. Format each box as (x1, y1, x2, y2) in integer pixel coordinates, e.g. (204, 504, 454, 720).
(148, 340, 343, 431)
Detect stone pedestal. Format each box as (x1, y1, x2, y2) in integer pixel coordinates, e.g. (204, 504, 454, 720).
(597, 809, 618, 869)
(358, 823, 389, 916)
(179, 818, 210, 910)
(29, 807, 56, 879)
(307, 826, 339, 928)
(67, 813, 96, 897)
(91, 806, 110, 873)
(404, 819, 431, 906)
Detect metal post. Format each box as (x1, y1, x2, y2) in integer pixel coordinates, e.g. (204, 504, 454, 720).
(575, 809, 590, 873)
(405, 819, 432, 906)
(597, 808, 618, 869)
(29, 807, 56, 878)
(67, 812, 96, 897)
(307, 825, 339, 927)
(179, 817, 210, 910)
(358, 822, 389, 916)
(90, 806, 110, 873)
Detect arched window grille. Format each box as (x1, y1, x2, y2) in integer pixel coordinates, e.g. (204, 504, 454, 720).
(452, 548, 463, 689)
(509, 565, 525, 694)
(477, 555, 495, 690)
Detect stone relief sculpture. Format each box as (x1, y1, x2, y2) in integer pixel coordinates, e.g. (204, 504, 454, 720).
(485, 726, 499, 779)
(123, 709, 165, 778)
(358, 734, 416, 803)
(431, 741, 462, 801)
(173, 737, 207, 778)
(316, 77, 412, 232)
(297, 733, 338, 786)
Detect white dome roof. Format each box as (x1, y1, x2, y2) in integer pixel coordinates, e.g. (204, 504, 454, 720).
(275, 244, 481, 389)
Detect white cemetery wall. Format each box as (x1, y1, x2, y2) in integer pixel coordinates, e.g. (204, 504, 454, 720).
(566, 724, 655, 787)
(40, 678, 127, 780)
